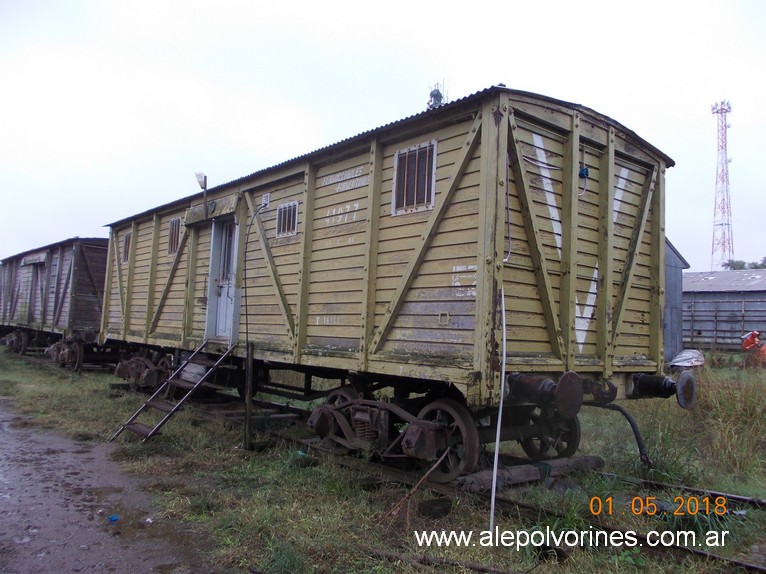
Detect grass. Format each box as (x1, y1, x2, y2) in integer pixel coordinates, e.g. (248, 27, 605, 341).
(0, 348, 764, 573)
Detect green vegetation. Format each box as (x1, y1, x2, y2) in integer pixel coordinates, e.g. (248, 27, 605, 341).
(0, 349, 764, 573)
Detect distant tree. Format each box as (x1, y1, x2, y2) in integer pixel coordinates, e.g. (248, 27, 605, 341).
(722, 259, 747, 270)
(721, 258, 766, 270)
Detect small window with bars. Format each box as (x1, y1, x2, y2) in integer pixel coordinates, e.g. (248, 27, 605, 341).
(122, 231, 131, 263)
(167, 217, 182, 255)
(276, 202, 298, 237)
(392, 140, 437, 214)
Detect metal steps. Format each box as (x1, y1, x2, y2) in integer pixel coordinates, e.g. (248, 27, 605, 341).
(109, 340, 236, 443)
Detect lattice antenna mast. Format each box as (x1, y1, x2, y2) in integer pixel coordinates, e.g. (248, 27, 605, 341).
(711, 100, 733, 270)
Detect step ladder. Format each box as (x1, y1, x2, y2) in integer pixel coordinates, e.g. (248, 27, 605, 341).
(109, 340, 236, 443)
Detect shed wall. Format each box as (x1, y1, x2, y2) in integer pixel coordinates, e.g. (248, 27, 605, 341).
(683, 291, 766, 350)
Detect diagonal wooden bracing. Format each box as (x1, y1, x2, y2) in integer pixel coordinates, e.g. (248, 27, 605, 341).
(182, 225, 199, 345)
(123, 222, 138, 338)
(506, 111, 565, 359)
(144, 215, 160, 342)
(252, 212, 295, 343)
(149, 229, 189, 333)
(611, 165, 658, 344)
(53, 249, 72, 328)
(111, 229, 126, 332)
(369, 112, 484, 355)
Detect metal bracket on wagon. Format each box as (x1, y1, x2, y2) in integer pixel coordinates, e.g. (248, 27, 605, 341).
(629, 370, 698, 410)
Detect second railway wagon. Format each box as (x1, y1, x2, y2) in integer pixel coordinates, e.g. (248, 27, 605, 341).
(0, 237, 108, 370)
(104, 86, 695, 480)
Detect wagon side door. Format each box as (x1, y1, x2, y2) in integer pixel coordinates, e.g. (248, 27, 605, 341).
(205, 218, 239, 343)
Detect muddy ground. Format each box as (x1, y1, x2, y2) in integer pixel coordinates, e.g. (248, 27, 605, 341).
(0, 398, 221, 574)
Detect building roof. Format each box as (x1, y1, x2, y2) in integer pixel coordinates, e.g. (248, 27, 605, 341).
(683, 270, 766, 292)
(666, 238, 690, 269)
(1, 237, 108, 264)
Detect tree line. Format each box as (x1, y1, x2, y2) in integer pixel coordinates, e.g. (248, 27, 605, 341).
(722, 257, 766, 270)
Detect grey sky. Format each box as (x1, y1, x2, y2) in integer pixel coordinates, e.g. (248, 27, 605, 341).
(2, 0, 764, 271)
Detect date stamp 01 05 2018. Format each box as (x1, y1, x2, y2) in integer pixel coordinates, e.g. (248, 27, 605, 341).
(589, 495, 728, 517)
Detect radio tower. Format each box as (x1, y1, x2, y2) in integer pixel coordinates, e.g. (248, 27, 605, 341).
(710, 101, 733, 270)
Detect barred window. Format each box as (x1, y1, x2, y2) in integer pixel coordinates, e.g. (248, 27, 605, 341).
(122, 231, 131, 263)
(392, 140, 436, 214)
(167, 218, 182, 255)
(276, 202, 298, 237)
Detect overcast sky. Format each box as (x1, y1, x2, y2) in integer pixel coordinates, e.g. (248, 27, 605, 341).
(1, 0, 764, 272)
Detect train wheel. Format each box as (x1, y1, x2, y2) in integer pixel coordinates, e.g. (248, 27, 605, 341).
(549, 415, 580, 458)
(417, 398, 480, 483)
(521, 408, 580, 460)
(156, 355, 174, 387)
(18, 331, 29, 355)
(521, 407, 550, 459)
(66, 341, 84, 372)
(325, 386, 359, 405)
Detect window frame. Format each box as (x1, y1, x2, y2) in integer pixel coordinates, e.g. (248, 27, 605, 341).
(391, 139, 437, 215)
(122, 231, 132, 263)
(167, 217, 182, 255)
(275, 201, 299, 238)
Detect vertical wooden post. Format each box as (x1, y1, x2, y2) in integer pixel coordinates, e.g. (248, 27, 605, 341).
(145, 214, 160, 344)
(123, 221, 138, 339)
(649, 163, 667, 371)
(360, 139, 382, 371)
(295, 163, 315, 362)
(476, 98, 501, 404)
(99, 229, 115, 345)
(560, 112, 581, 371)
(597, 128, 616, 377)
(183, 225, 199, 347)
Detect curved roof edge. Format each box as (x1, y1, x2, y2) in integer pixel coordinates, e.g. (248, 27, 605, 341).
(1, 237, 108, 264)
(108, 85, 674, 227)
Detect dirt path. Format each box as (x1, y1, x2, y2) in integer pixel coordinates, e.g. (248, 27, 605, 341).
(0, 399, 218, 574)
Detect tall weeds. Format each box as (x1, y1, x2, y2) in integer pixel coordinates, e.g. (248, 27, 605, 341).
(693, 367, 766, 477)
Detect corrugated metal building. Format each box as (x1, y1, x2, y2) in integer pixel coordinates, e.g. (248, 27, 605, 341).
(683, 270, 766, 350)
(665, 240, 689, 360)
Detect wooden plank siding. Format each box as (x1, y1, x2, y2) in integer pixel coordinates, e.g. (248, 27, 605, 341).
(100, 87, 672, 406)
(0, 238, 107, 338)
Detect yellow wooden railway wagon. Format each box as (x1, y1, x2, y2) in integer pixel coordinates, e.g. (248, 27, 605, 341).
(104, 87, 695, 480)
(1, 237, 108, 370)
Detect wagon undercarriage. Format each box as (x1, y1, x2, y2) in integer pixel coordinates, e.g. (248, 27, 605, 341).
(305, 368, 697, 482)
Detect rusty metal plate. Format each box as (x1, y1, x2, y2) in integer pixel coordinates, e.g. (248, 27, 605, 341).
(675, 370, 697, 410)
(554, 371, 584, 419)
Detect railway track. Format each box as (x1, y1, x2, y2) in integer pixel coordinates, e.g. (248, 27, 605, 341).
(9, 354, 761, 573)
(191, 398, 766, 573)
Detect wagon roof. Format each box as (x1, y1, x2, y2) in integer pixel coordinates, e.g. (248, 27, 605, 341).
(107, 85, 675, 227)
(683, 270, 766, 292)
(1, 237, 108, 264)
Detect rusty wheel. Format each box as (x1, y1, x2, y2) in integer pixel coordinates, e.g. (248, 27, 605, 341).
(521, 408, 580, 460)
(66, 341, 84, 372)
(143, 355, 173, 390)
(417, 398, 480, 483)
(18, 331, 29, 355)
(325, 386, 359, 405)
